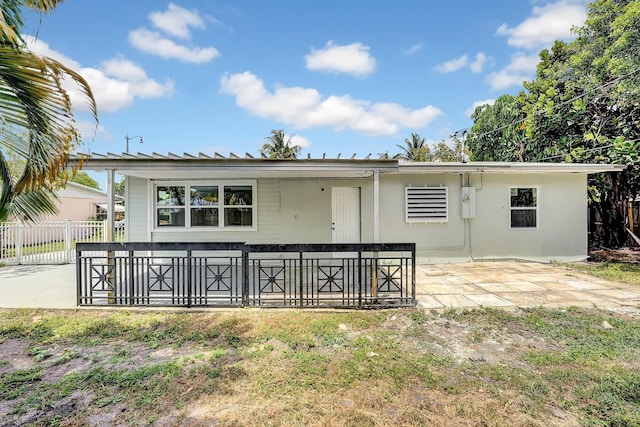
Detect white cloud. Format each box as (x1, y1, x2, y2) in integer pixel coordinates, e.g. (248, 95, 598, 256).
(290, 134, 311, 148)
(129, 28, 219, 64)
(434, 55, 468, 73)
(403, 42, 423, 56)
(101, 58, 175, 100)
(149, 3, 205, 39)
(305, 41, 376, 78)
(24, 35, 81, 69)
(219, 72, 442, 136)
(465, 99, 495, 117)
(496, 1, 587, 50)
(76, 121, 109, 143)
(486, 53, 539, 91)
(435, 53, 488, 74)
(470, 52, 488, 73)
(26, 37, 174, 114)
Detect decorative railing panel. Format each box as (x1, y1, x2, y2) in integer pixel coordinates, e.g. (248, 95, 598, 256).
(76, 242, 415, 309)
(245, 244, 415, 308)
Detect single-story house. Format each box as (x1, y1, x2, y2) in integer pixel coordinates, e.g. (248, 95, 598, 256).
(45, 181, 124, 222)
(77, 152, 624, 263)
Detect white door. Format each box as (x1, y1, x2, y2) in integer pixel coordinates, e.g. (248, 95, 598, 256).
(332, 187, 360, 243)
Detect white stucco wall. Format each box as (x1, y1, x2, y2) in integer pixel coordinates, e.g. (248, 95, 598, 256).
(125, 172, 588, 263)
(468, 173, 587, 262)
(377, 174, 469, 262)
(377, 172, 588, 262)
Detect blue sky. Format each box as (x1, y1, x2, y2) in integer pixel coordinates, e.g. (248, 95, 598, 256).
(24, 0, 589, 161)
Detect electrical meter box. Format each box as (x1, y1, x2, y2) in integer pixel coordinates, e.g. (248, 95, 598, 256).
(461, 187, 476, 219)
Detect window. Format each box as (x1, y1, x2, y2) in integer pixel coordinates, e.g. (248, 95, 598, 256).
(510, 187, 537, 228)
(157, 186, 185, 227)
(405, 186, 448, 223)
(155, 182, 255, 229)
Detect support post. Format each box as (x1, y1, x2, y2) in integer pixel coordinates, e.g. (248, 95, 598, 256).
(106, 170, 115, 242)
(64, 220, 72, 263)
(372, 170, 380, 302)
(16, 223, 23, 264)
(373, 170, 379, 243)
(628, 199, 634, 235)
(106, 169, 116, 303)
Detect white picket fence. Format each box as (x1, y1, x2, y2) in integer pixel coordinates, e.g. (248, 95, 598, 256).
(0, 221, 124, 265)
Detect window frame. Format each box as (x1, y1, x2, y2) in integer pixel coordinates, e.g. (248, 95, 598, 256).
(405, 186, 448, 223)
(153, 180, 257, 231)
(509, 186, 539, 229)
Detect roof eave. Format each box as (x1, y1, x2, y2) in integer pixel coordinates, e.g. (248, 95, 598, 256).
(398, 161, 626, 174)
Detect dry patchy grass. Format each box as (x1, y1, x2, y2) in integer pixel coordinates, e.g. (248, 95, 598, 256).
(1, 307, 639, 426)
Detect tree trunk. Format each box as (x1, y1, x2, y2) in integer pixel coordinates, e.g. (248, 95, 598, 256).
(597, 172, 628, 248)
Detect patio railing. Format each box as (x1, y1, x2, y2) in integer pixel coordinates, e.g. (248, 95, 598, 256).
(76, 242, 415, 309)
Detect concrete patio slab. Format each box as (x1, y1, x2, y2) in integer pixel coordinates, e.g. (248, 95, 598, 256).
(0, 264, 76, 309)
(465, 293, 512, 307)
(432, 294, 480, 308)
(0, 260, 638, 313)
(415, 261, 640, 313)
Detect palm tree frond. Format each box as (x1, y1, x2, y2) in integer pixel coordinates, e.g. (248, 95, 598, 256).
(0, 0, 96, 221)
(260, 129, 301, 159)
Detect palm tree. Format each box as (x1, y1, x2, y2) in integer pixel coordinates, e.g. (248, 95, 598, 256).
(260, 129, 301, 159)
(0, 0, 98, 222)
(396, 132, 432, 161)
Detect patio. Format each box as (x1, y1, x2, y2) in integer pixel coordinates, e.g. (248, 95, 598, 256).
(415, 261, 640, 312)
(2, 260, 640, 312)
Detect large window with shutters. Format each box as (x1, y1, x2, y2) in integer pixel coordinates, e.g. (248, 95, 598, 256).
(405, 186, 448, 223)
(155, 181, 256, 230)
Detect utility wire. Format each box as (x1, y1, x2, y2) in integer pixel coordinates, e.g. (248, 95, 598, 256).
(461, 66, 640, 142)
(538, 138, 639, 161)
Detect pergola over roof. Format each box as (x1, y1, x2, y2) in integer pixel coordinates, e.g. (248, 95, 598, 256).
(73, 152, 398, 179)
(72, 151, 625, 179)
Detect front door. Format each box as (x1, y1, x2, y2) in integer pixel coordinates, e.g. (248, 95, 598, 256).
(331, 187, 360, 243)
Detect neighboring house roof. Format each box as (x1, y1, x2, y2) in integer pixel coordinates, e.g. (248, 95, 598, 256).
(61, 181, 108, 198)
(72, 152, 625, 178)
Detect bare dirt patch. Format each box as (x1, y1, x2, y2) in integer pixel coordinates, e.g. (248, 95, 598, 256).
(589, 246, 640, 263)
(1, 306, 639, 426)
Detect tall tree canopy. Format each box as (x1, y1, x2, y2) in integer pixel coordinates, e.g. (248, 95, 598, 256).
(0, 0, 98, 222)
(71, 172, 100, 190)
(260, 129, 301, 159)
(467, 0, 640, 247)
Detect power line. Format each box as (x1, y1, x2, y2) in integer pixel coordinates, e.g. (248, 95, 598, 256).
(538, 144, 615, 161)
(463, 66, 640, 142)
(538, 138, 639, 161)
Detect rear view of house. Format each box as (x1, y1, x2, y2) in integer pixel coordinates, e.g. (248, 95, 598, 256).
(79, 152, 623, 263)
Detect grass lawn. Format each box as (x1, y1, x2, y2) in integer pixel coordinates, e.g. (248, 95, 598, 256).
(565, 261, 640, 286)
(2, 306, 640, 426)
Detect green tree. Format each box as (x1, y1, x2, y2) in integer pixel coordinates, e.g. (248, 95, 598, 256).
(115, 178, 125, 197)
(467, 0, 640, 247)
(260, 129, 301, 159)
(397, 132, 432, 161)
(467, 95, 528, 161)
(0, 0, 98, 222)
(71, 172, 101, 190)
